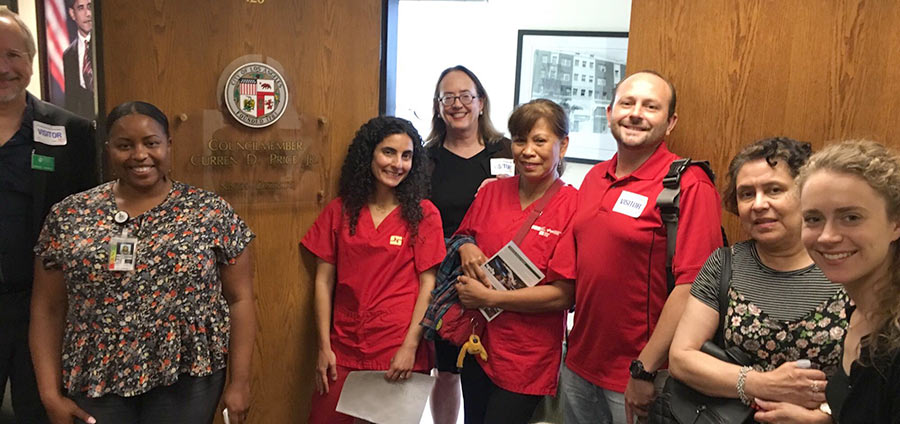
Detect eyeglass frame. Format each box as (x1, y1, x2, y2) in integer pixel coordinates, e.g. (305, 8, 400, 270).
(436, 92, 480, 106)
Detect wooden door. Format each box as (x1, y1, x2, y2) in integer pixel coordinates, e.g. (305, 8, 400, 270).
(99, 1, 383, 422)
(628, 0, 900, 242)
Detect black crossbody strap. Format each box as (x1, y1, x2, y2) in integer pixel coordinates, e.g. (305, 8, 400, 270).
(658, 158, 716, 293)
(713, 246, 733, 347)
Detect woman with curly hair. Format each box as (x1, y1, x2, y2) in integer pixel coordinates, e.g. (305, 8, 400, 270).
(301, 116, 445, 423)
(668, 137, 848, 424)
(799, 140, 900, 423)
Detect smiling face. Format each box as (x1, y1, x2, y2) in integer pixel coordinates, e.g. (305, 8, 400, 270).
(437, 70, 482, 137)
(512, 117, 568, 183)
(801, 170, 900, 289)
(606, 72, 677, 153)
(735, 158, 802, 250)
(107, 113, 171, 193)
(68, 0, 93, 36)
(0, 17, 32, 104)
(371, 133, 413, 191)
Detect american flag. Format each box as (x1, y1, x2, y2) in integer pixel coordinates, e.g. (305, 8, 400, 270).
(240, 78, 256, 95)
(44, 0, 69, 102)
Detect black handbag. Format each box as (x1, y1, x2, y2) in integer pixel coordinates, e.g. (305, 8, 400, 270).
(649, 247, 755, 424)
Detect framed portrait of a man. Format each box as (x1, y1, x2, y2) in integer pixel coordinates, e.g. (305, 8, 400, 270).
(37, 0, 95, 120)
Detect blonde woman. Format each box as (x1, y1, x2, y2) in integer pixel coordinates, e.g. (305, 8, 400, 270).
(797, 140, 900, 423)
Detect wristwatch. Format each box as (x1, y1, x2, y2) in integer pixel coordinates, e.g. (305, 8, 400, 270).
(629, 359, 657, 382)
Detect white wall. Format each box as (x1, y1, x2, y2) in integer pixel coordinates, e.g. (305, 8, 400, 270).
(18, 2, 43, 98)
(396, 0, 631, 186)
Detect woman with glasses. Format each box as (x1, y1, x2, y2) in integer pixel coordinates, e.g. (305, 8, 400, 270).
(426, 65, 511, 424)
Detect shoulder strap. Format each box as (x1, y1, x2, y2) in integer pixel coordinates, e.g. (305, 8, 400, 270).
(657, 158, 716, 293)
(512, 178, 564, 246)
(713, 246, 733, 347)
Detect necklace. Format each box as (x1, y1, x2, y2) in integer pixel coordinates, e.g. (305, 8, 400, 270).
(371, 202, 397, 213)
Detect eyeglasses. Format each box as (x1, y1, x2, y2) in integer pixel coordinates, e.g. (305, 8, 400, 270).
(437, 93, 478, 106)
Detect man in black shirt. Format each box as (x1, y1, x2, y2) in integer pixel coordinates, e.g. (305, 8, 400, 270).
(0, 8, 97, 422)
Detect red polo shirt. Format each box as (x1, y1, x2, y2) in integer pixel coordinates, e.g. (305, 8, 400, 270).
(456, 176, 577, 395)
(301, 198, 445, 371)
(551, 142, 722, 392)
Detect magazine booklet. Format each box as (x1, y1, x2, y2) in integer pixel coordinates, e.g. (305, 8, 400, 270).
(478, 241, 545, 321)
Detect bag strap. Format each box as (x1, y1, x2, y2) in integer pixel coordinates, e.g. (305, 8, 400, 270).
(657, 158, 716, 293)
(713, 246, 733, 347)
(512, 178, 564, 246)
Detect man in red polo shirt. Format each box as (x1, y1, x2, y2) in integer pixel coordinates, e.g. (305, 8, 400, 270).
(553, 70, 722, 423)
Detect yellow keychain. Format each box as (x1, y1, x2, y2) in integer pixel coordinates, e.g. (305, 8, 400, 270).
(456, 322, 488, 368)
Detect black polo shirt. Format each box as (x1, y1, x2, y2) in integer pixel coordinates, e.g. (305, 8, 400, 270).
(0, 99, 35, 292)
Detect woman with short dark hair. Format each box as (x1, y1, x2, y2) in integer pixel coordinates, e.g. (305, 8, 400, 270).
(669, 137, 848, 423)
(452, 98, 577, 424)
(30, 101, 256, 424)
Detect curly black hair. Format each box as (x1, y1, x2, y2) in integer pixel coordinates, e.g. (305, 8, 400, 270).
(723, 136, 812, 215)
(339, 116, 430, 238)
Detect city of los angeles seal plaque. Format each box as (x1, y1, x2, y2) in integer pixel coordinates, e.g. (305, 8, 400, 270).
(224, 62, 289, 128)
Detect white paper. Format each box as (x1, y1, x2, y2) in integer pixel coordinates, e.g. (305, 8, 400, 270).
(336, 371, 436, 424)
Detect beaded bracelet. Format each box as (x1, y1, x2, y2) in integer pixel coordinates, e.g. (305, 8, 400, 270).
(736, 366, 753, 405)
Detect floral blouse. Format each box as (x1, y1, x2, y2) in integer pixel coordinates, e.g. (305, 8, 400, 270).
(724, 288, 849, 374)
(692, 242, 850, 375)
(35, 181, 255, 398)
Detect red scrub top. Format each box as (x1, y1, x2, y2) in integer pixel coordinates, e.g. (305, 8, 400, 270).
(455, 176, 577, 395)
(301, 197, 445, 371)
(550, 142, 723, 392)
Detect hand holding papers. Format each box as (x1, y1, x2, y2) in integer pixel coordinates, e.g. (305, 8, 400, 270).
(335, 371, 436, 424)
(476, 241, 544, 321)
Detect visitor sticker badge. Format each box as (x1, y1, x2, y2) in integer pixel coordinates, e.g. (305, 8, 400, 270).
(31, 152, 55, 171)
(612, 190, 648, 218)
(33, 121, 68, 146)
(490, 158, 514, 176)
(108, 236, 138, 271)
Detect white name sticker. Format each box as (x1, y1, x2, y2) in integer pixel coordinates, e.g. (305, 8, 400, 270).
(33, 121, 67, 146)
(490, 158, 514, 176)
(612, 190, 648, 218)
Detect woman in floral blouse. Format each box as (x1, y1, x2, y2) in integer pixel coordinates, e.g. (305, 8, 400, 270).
(30, 101, 256, 424)
(669, 137, 848, 423)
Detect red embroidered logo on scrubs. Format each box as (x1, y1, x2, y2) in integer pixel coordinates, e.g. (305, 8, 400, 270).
(530, 225, 561, 237)
(389, 235, 403, 246)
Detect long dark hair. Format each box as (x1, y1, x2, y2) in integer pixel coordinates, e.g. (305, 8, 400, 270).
(425, 65, 503, 148)
(339, 116, 429, 238)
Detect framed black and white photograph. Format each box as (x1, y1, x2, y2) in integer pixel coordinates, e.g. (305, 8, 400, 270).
(514, 30, 628, 163)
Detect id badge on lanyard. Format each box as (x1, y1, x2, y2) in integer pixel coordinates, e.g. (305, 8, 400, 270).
(108, 211, 138, 271)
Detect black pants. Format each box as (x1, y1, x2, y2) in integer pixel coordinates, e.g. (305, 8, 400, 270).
(460, 355, 542, 424)
(73, 370, 226, 424)
(0, 291, 50, 424)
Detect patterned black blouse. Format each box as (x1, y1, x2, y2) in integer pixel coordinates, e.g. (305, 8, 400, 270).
(35, 181, 255, 398)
